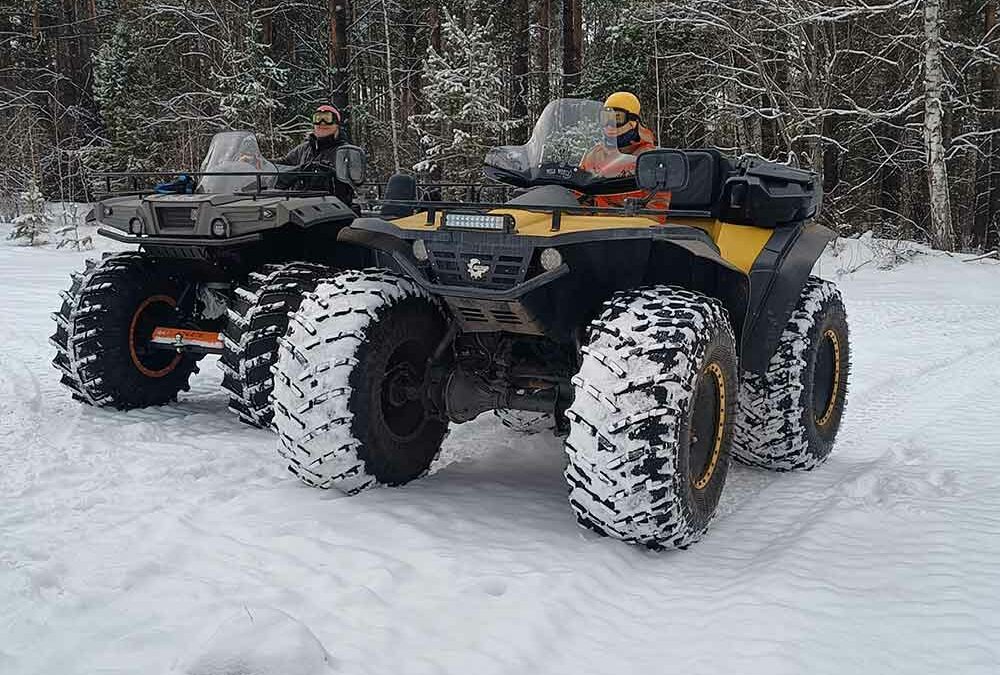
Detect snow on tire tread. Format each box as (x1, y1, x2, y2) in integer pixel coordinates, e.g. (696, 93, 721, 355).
(734, 276, 847, 470)
(271, 269, 434, 493)
(220, 261, 330, 428)
(564, 285, 734, 549)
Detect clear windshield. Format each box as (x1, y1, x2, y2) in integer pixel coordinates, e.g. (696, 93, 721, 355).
(484, 99, 640, 192)
(197, 131, 278, 193)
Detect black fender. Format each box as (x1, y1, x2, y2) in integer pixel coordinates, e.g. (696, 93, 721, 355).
(741, 222, 836, 373)
(645, 234, 749, 355)
(338, 224, 413, 258)
(285, 198, 356, 228)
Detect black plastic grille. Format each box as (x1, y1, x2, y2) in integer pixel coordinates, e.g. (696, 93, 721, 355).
(428, 246, 530, 290)
(490, 308, 521, 326)
(157, 207, 197, 230)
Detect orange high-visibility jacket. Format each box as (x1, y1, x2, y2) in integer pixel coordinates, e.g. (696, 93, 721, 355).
(578, 126, 670, 212)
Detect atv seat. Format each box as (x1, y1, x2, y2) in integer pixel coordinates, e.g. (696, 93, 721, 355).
(506, 185, 583, 208)
(382, 173, 418, 218)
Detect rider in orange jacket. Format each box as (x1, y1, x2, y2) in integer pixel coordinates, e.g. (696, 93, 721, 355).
(579, 92, 669, 211)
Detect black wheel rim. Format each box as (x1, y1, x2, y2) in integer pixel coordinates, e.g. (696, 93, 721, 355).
(690, 362, 726, 491)
(813, 329, 841, 427)
(379, 339, 429, 441)
(129, 295, 181, 378)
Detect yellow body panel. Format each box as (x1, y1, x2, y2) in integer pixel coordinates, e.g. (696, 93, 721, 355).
(387, 210, 774, 274)
(706, 222, 774, 273)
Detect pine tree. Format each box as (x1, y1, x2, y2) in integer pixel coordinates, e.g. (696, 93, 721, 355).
(91, 12, 176, 171)
(213, 7, 289, 138)
(8, 180, 51, 246)
(408, 9, 515, 182)
(54, 203, 93, 251)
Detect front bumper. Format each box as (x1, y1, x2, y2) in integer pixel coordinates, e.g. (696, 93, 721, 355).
(391, 251, 568, 300)
(391, 252, 569, 334)
(98, 227, 263, 247)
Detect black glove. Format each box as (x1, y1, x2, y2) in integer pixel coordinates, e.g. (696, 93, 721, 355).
(275, 161, 336, 191)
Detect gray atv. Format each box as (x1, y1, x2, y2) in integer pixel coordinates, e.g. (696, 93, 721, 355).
(51, 131, 371, 427)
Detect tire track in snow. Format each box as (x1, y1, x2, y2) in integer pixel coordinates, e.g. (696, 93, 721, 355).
(717, 328, 1000, 541)
(717, 295, 1000, 520)
(542, 315, 1000, 673)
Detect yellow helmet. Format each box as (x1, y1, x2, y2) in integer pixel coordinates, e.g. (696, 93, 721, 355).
(604, 91, 641, 116)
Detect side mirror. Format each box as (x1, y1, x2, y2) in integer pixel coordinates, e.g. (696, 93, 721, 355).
(335, 145, 368, 187)
(636, 149, 689, 192)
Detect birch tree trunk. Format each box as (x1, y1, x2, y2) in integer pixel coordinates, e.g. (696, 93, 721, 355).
(923, 0, 956, 251)
(511, 0, 530, 135)
(380, 0, 400, 171)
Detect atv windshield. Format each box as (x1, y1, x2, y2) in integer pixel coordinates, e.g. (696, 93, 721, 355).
(197, 131, 278, 193)
(484, 99, 640, 194)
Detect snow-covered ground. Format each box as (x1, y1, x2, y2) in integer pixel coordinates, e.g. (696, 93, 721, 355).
(1, 224, 999, 674)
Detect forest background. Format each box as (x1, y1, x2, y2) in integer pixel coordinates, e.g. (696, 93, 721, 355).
(2, 0, 998, 251)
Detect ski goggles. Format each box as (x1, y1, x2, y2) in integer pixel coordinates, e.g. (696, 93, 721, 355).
(312, 110, 340, 125)
(601, 108, 631, 128)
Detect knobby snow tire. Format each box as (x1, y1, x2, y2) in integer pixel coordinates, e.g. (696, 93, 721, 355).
(220, 261, 330, 428)
(50, 251, 200, 409)
(272, 269, 449, 493)
(734, 276, 850, 470)
(564, 285, 738, 549)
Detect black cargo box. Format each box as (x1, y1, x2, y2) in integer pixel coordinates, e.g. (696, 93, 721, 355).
(719, 159, 821, 228)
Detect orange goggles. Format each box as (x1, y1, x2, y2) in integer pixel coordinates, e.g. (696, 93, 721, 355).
(601, 108, 630, 128)
(312, 110, 339, 125)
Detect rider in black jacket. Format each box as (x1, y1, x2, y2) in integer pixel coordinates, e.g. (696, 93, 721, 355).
(276, 105, 353, 203)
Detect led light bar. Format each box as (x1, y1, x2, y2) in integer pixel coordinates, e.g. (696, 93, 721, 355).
(442, 213, 511, 231)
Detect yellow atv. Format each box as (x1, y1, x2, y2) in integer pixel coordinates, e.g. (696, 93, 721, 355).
(271, 99, 850, 549)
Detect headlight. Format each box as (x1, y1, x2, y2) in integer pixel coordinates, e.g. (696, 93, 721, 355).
(540, 247, 562, 271)
(413, 239, 429, 261)
(261, 208, 275, 219)
(210, 219, 228, 237)
(103, 205, 114, 217)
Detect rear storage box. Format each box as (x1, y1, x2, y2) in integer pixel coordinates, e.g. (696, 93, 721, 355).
(720, 159, 820, 228)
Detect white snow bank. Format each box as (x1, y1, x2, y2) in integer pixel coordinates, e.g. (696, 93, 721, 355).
(817, 230, 998, 277)
(173, 607, 333, 675)
(1, 202, 122, 253)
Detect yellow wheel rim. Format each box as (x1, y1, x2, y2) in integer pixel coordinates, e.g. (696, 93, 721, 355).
(693, 362, 726, 490)
(815, 329, 841, 428)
